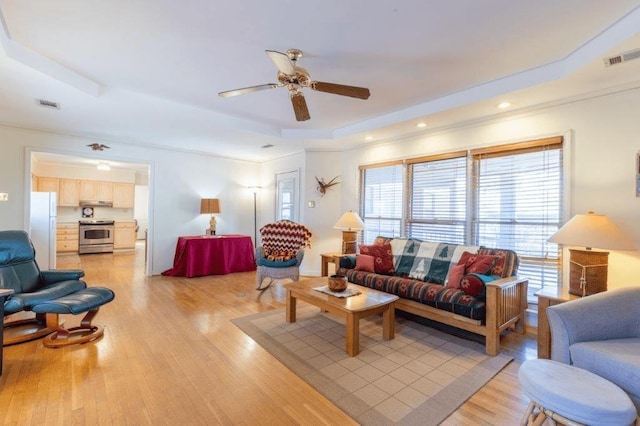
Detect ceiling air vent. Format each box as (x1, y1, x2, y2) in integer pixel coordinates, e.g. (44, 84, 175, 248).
(261, 144, 274, 149)
(35, 99, 60, 109)
(603, 48, 640, 67)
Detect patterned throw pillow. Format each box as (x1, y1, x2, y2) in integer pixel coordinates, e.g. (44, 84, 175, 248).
(359, 243, 395, 275)
(460, 274, 486, 297)
(355, 254, 375, 272)
(263, 248, 297, 262)
(465, 254, 498, 275)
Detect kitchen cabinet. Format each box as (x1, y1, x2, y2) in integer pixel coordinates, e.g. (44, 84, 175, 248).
(114, 221, 136, 250)
(58, 179, 80, 206)
(56, 222, 79, 253)
(112, 183, 135, 208)
(80, 180, 113, 202)
(36, 177, 59, 193)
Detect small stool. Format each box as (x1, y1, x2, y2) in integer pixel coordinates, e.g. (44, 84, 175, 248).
(31, 287, 115, 348)
(518, 359, 637, 425)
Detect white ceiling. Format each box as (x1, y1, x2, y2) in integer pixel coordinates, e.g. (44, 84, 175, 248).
(2, 1, 640, 163)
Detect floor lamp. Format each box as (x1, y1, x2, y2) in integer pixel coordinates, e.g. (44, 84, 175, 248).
(248, 187, 261, 247)
(548, 211, 636, 296)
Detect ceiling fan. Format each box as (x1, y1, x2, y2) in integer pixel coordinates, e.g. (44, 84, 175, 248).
(218, 49, 370, 122)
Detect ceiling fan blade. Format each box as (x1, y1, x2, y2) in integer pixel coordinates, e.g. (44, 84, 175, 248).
(218, 83, 278, 98)
(265, 50, 295, 75)
(310, 81, 370, 100)
(291, 92, 310, 121)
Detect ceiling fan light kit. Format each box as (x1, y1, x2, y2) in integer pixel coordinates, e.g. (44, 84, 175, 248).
(218, 49, 370, 121)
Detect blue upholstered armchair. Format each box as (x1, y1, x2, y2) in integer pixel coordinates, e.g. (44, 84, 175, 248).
(547, 287, 640, 412)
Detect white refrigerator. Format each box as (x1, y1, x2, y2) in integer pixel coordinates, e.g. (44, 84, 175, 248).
(30, 192, 57, 270)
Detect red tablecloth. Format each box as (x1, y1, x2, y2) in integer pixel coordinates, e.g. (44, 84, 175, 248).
(161, 235, 256, 278)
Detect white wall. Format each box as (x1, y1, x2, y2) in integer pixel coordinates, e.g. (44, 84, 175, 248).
(134, 185, 149, 239)
(259, 150, 354, 275)
(339, 88, 640, 291)
(0, 125, 259, 275)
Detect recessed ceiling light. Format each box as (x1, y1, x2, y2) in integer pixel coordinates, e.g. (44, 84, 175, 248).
(416, 122, 427, 128)
(364, 136, 373, 141)
(97, 162, 111, 171)
(497, 102, 511, 109)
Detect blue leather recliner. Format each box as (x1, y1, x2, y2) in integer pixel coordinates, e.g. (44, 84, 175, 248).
(0, 230, 114, 347)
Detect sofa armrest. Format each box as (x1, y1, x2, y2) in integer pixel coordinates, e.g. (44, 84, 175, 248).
(484, 276, 528, 356)
(547, 288, 640, 364)
(40, 269, 85, 284)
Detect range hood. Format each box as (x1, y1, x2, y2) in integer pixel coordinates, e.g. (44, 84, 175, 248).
(79, 200, 114, 208)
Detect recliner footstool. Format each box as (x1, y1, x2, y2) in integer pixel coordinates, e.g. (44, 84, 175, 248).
(31, 287, 115, 348)
(518, 359, 637, 425)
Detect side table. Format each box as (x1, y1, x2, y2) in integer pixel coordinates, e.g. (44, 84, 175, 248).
(320, 252, 347, 276)
(535, 286, 579, 359)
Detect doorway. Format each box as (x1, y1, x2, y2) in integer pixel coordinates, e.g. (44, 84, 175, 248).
(27, 149, 152, 275)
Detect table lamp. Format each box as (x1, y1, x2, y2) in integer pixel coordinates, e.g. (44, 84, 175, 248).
(200, 198, 221, 236)
(333, 211, 365, 254)
(548, 211, 636, 296)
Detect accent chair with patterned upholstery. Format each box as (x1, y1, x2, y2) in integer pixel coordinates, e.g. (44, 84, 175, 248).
(255, 220, 312, 291)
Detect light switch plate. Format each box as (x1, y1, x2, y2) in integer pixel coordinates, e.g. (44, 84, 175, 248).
(307, 201, 315, 208)
(0, 193, 8, 201)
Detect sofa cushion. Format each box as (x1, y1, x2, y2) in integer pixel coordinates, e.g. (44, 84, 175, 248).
(570, 338, 640, 402)
(359, 243, 395, 275)
(344, 269, 486, 321)
(355, 254, 375, 272)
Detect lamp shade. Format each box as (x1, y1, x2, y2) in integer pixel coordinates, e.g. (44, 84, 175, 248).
(548, 211, 636, 251)
(333, 211, 365, 230)
(200, 198, 221, 214)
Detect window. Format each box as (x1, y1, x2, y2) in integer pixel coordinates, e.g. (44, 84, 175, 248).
(276, 170, 299, 222)
(407, 152, 467, 244)
(359, 136, 564, 298)
(471, 137, 563, 296)
(359, 162, 403, 244)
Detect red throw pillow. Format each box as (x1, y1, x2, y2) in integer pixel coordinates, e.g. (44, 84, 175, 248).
(465, 254, 498, 275)
(359, 243, 395, 275)
(446, 264, 465, 288)
(355, 254, 375, 272)
(460, 274, 485, 297)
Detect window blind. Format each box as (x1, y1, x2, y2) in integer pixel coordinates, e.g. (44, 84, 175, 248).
(407, 153, 467, 244)
(471, 137, 563, 294)
(359, 162, 403, 244)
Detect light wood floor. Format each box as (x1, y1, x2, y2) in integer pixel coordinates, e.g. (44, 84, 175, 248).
(1, 244, 537, 425)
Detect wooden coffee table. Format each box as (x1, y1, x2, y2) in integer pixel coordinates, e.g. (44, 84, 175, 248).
(283, 277, 398, 356)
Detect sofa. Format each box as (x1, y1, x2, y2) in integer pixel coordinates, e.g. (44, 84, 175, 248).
(547, 287, 640, 412)
(338, 237, 528, 355)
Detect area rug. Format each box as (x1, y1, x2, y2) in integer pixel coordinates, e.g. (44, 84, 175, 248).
(232, 305, 512, 425)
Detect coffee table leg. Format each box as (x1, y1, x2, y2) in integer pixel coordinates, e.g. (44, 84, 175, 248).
(346, 313, 359, 356)
(383, 304, 395, 340)
(286, 290, 296, 323)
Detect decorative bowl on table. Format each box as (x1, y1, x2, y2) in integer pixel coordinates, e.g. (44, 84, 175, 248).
(328, 274, 348, 292)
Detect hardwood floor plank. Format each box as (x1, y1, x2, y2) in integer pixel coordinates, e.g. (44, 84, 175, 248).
(1, 244, 535, 424)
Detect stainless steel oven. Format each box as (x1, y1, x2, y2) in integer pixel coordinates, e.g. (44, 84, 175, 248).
(79, 220, 115, 254)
